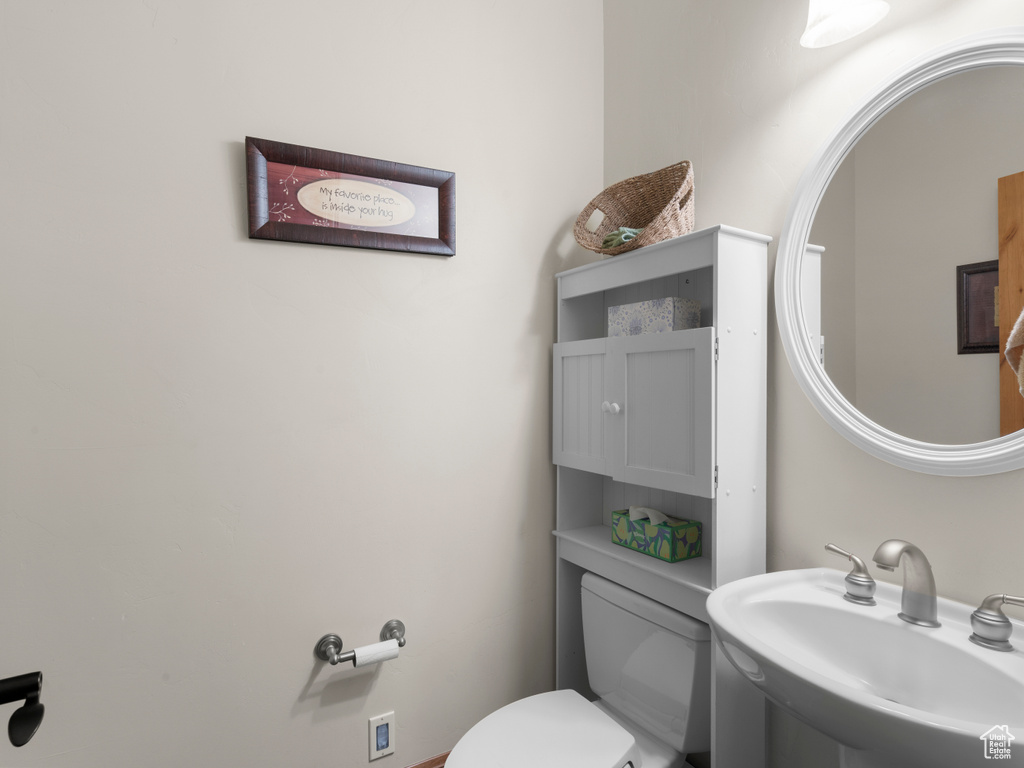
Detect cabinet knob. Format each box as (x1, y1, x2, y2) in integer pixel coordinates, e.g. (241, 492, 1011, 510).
(601, 401, 621, 415)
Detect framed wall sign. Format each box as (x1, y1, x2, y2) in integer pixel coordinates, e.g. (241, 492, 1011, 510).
(245, 136, 455, 256)
(956, 259, 999, 354)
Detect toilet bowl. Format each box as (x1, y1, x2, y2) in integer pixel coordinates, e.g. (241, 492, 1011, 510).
(445, 689, 641, 768)
(446, 573, 711, 768)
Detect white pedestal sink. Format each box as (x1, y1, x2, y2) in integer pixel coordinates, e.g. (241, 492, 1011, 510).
(706, 568, 1024, 767)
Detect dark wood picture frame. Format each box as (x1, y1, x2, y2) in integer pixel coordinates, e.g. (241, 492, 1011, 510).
(957, 259, 999, 354)
(245, 136, 455, 257)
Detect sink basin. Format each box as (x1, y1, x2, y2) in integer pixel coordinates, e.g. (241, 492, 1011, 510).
(706, 568, 1024, 767)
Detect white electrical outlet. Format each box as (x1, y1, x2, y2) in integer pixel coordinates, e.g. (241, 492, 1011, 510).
(368, 711, 395, 761)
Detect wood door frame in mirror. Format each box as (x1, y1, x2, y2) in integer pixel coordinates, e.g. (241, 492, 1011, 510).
(776, 28, 1024, 476)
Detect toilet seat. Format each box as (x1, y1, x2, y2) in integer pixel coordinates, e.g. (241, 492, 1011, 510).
(445, 689, 641, 768)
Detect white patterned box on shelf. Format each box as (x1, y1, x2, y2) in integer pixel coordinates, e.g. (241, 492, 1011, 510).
(607, 297, 701, 337)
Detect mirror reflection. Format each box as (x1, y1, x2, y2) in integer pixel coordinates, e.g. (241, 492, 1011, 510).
(809, 65, 1024, 445)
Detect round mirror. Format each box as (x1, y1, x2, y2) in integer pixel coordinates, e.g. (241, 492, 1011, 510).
(776, 28, 1024, 475)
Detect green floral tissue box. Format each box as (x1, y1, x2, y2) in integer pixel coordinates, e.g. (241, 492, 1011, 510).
(610, 510, 702, 563)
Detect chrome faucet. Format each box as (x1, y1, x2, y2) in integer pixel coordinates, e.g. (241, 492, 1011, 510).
(872, 539, 940, 627)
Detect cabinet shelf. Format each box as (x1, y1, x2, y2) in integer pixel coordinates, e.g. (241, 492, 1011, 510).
(552, 225, 768, 768)
(554, 525, 712, 622)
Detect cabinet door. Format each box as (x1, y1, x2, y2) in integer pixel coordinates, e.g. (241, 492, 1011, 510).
(552, 338, 608, 474)
(606, 328, 716, 497)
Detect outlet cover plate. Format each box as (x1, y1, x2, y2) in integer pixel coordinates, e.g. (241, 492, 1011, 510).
(369, 711, 395, 761)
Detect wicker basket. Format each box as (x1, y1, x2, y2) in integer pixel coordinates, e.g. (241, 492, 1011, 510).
(573, 161, 695, 256)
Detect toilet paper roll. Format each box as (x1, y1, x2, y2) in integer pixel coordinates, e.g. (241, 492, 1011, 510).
(353, 639, 400, 668)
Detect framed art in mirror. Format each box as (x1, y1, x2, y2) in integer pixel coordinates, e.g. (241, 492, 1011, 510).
(776, 28, 1024, 476)
(245, 136, 455, 257)
(957, 260, 999, 355)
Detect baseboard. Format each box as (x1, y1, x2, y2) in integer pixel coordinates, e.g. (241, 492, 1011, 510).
(406, 751, 449, 768)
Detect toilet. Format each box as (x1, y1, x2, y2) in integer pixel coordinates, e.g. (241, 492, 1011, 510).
(446, 572, 711, 768)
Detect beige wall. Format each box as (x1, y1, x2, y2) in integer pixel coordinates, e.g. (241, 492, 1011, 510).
(0, 2, 603, 766)
(605, 1, 1024, 766)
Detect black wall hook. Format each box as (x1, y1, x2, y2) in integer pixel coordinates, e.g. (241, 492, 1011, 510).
(0, 672, 44, 747)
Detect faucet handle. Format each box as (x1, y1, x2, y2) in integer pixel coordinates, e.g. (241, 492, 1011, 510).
(969, 594, 1024, 652)
(825, 543, 877, 605)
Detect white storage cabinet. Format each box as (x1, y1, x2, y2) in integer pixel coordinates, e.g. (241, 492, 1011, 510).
(552, 225, 768, 768)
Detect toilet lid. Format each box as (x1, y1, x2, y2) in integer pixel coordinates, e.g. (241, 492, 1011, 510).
(445, 689, 641, 768)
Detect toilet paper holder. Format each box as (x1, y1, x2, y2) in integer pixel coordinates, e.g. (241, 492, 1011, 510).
(315, 619, 406, 666)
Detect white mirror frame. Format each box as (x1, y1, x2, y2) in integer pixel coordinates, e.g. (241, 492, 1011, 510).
(776, 28, 1024, 476)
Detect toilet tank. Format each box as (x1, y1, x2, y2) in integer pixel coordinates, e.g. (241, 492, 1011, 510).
(581, 572, 711, 754)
